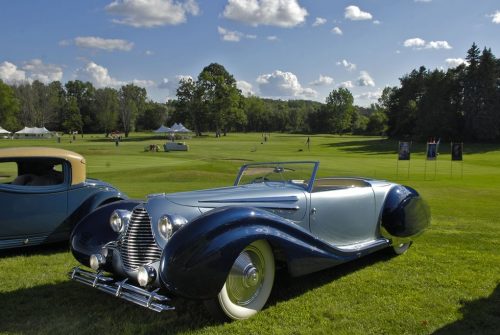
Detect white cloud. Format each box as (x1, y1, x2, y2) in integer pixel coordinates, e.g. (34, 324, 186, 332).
(132, 79, 155, 87)
(336, 59, 356, 71)
(331, 27, 343, 35)
(344, 5, 372, 21)
(404, 37, 452, 50)
(414, 0, 432, 2)
(357, 71, 375, 87)
(237, 80, 254, 96)
(22, 59, 63, 83)
(76, 62, 125, 88)
(222, 0, 308, 27)
(0, 59, 63, 84)
(404, 37, 426, 48)
(373, 20, 381, 25)
(312, 17, 327, 27)
(267, 35, 278, 41)
(338, 81, 353, 88)
(356, 90, 381, 101)
(425, 40, 452, 49)
(217, 26, 256, 42)
(73, 36, 134, 51)
(158, 75, 193, 92)
(257, 70, 317, 98)
(0, 61, 26, 84)
(218, 26, 242, 42)
(105, 0, 199, 27)
(309, 74, 334, 86)
(491, 11, 500, 24)
(445, 58, 467, 68)
(145, 50, 154, 56)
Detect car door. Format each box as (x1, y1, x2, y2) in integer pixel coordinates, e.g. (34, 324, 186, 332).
(0, 160, 68, 248)
(309, 185, 377, 246)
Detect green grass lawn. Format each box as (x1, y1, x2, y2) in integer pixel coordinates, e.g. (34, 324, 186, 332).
(0, 133, 498, 335)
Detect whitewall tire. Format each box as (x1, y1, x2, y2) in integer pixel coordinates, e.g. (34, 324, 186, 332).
(206, 240, 275, 321)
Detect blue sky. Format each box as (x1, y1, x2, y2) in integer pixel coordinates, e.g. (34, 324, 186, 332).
(1, 0, 499, 106)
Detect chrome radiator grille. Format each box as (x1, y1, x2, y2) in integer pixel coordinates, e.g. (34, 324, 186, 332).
(120, 207, 162, 272)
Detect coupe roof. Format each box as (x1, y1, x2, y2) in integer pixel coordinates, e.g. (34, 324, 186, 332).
(0, 147, 86, 185)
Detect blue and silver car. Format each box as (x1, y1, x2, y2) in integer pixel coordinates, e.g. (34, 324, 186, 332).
(70, 161, 430, 320)
(0, 147, 126, 249)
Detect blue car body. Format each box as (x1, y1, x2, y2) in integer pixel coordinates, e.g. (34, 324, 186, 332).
(0, 147, 126, 249)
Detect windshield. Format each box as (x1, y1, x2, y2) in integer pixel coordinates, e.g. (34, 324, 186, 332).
(235, 161, 318, 191)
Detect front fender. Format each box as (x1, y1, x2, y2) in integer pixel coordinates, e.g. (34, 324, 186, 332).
(159, 206, 378, 300)
(70, 200, 141, 267)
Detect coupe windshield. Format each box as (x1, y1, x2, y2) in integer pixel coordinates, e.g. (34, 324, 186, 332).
(235, 161, 318, 190)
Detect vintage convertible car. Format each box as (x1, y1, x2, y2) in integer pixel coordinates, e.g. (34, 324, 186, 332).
(69, 161, 430, 320)
(0, 147, 126, 249)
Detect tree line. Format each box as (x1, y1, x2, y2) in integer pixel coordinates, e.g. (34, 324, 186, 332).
(1, 43, 499, 140)
(383, 43, 500, 141)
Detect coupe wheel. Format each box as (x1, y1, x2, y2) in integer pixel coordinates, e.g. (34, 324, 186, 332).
(392, 241, 412, 255)
(205, 240, 275, 321)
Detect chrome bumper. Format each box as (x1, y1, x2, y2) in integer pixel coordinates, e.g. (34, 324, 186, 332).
(69, 267, 174, 312)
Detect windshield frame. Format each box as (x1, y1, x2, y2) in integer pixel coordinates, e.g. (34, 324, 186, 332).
(234, 161, 319, 192)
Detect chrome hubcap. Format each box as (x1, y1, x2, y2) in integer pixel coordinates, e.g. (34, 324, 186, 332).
(226, 246, 265, 306)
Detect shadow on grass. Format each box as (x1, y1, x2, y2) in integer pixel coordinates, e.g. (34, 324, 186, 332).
(432, 284, 500, 335)
(269, 248, 394, 306)
(320, 138, 397, 155)
(0, 249, 395, 334)
(0, 281, 220, 335)
(0, 241, 69, 259)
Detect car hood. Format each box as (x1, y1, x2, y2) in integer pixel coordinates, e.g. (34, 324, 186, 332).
(162, 183, 306, 211)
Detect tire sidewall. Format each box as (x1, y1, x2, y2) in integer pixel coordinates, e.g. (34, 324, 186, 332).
(217, 240, 275, 320)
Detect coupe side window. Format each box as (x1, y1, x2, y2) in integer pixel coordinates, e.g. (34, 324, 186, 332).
(0, 162, 18, 184)
(10, 159, 65, 186)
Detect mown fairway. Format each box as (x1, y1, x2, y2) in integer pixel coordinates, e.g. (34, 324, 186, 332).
(0, 133, 498, 335)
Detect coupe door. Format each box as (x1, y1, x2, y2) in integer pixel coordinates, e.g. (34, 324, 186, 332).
(0, 184, 68, 247)
(309, 187, 377, 246)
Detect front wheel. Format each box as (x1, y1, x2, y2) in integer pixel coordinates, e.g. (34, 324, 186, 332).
(205, 240, 275, 321)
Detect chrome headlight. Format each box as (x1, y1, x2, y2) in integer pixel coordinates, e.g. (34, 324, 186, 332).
(158, 215, 173, 240)
(109, 210, 130, 233)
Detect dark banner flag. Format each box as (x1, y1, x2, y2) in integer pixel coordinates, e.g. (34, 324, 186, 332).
(451, 142, 463, 161)
(398, 141, 410, 160)
(426, 142, 438, 160)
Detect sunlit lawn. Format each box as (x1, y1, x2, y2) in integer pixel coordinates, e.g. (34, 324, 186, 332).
(0, 133, 498, 334)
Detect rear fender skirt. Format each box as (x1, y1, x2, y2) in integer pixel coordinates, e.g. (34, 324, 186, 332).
(70, 200, 141, 267)
(380, 185, 431, 240)
(159, 206, 388, 300)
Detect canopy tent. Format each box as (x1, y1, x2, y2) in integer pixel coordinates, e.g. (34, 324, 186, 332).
(0, 126, 11, 134)
(153, 125, 172, 133)
(15, 127, 53, 138)
(169, 123, 191, 133)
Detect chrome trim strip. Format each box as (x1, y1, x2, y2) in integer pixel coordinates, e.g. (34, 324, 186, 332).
(69, 267, 174, 313)
(198, 195, 299, 203)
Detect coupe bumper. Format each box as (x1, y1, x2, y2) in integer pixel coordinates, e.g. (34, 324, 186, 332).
(69, 267, 174, 312)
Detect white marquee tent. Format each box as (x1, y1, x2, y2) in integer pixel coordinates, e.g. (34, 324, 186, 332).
(170, 123, 191, 133)
(0, 126, 10, 135)
(153, 125, 172, 133)
(15, 127, 53, 138)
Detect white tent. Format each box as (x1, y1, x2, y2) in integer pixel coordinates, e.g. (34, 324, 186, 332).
(15, 127, 53, 138)
(170, 123, 191, 133)
(0, 126, 10, 134)
(153, 125, 172, 133)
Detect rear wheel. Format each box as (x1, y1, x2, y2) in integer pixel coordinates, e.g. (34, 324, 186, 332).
(392, 241, 412, 255)
(205, 240, 275, 321)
